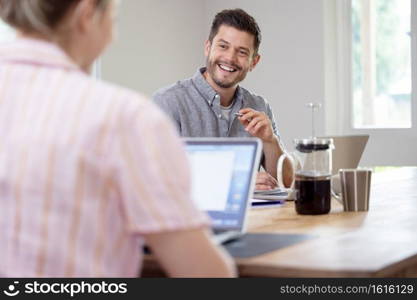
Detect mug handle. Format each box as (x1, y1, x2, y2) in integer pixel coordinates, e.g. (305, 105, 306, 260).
(332, 189, 342, 203)
(277, 152, 294, 189)
(331, 174, 343, 204)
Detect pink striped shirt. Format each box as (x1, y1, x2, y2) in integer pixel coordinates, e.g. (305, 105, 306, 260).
(0, 38, 209, 277)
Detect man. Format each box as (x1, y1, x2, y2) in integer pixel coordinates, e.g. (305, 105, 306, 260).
(154, 8, 292, 189)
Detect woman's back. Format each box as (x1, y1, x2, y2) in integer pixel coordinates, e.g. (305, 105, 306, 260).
(0, 0, 235, 278)
(0, 38, 179, 277)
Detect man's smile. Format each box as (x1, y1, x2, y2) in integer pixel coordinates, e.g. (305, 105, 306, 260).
(218, 63, 237, 72)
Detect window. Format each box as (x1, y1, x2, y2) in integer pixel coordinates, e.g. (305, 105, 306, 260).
(352, 0, 411, 128)
(324, 0, 417, 166)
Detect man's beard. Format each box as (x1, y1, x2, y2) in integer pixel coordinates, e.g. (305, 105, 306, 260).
(206, 58, 247, 89)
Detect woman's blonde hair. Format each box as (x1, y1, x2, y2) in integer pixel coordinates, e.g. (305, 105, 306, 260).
(0, 0, 109, 35)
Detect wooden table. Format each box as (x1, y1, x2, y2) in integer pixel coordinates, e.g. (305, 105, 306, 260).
(143, 167, 417, 277)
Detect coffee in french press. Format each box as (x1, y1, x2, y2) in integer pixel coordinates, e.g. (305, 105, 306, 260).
(293, 138, 334, 215)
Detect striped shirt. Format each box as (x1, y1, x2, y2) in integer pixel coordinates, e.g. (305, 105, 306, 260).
(0, 38, 209, 277)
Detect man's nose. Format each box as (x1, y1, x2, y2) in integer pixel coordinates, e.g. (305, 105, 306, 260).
(223, 48, 238, 64)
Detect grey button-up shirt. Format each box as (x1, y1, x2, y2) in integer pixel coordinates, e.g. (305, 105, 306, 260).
(153, 67, 279, 138)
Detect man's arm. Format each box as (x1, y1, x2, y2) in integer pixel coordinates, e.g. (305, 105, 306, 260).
(145, 228, 236, 278)
(238, 108, 293, 188)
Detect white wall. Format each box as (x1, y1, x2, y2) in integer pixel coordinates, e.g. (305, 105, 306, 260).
(102, 0, 325, 151)
(101, 0, 205, 98)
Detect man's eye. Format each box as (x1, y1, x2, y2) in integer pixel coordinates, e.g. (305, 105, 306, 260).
(219, 44, 227, 49)
(239, 51, 248, 56)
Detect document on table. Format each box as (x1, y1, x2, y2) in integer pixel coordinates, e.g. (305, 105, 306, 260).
(253, 188, 292, 200)
(251, 188, 292, 207)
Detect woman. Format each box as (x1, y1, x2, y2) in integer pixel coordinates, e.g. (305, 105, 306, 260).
(0, 0, 235, 277)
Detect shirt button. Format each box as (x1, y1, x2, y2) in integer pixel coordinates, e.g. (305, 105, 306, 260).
(218, 114, 222, 119)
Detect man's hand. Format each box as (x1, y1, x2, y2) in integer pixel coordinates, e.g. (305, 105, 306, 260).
(255, 171, 278, 191)
(238, 108, 274, 142)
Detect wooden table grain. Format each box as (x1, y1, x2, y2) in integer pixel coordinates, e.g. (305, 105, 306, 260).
(143, 167, 417, 277)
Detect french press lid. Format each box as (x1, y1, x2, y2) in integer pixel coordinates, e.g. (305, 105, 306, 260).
(294, 138, 334, 153)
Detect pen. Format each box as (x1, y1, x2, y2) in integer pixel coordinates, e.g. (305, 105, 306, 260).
(235, 112, 253, 122)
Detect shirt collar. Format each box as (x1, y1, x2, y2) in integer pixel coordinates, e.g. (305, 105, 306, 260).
(192, 67, 243, 107)
(0, 37, 80, 71)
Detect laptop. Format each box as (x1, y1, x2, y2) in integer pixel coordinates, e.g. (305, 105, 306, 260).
(183, 138, 262, 244)
(321, 135, 369, 175)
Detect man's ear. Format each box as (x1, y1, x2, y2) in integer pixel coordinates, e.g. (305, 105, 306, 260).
(204, 40, 212, 57)
(250, 54, 261, 71)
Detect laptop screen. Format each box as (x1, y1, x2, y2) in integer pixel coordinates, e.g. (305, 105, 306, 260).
(184, 138, 262, 231)
(320, 135, 369, 175)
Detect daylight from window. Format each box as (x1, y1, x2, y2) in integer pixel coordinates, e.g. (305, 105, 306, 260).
(352, 0, 411, 128)
(0, 20, 15, 43)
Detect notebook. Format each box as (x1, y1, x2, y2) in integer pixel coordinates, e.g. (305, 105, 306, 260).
(183, 138, 262, 244)
(321, 135, 369, 175)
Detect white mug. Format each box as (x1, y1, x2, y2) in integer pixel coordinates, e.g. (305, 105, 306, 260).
(277, 152, 299, 189)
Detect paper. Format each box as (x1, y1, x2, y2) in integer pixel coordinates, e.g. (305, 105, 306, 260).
(254, 187, 289, 196)
(252, 194, 288, 200)
(253, 188, 296, 201)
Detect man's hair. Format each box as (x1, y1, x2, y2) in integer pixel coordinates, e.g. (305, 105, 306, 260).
(0, 0, 109, 35)
(208, 8, 261, 55)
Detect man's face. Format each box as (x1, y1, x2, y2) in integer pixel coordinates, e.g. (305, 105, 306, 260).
(204, 25, 260, 89)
